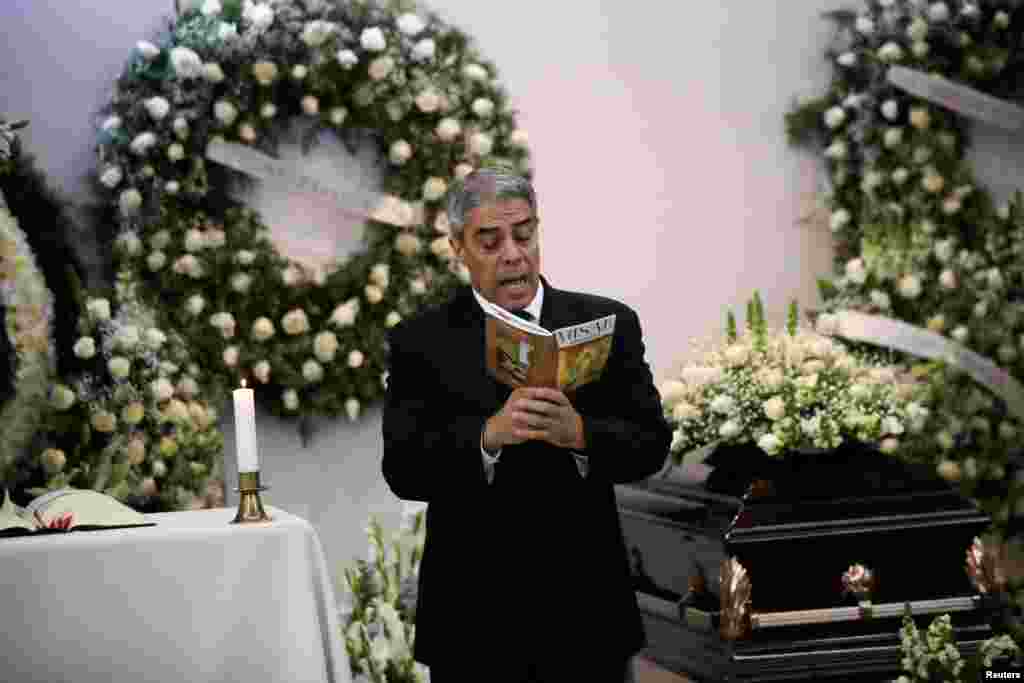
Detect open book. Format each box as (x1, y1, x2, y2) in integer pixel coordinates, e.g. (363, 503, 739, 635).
(479, 297, 616, 392)
(0, 488, 153, 537)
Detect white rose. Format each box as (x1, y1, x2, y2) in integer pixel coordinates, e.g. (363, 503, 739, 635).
(145, 328, 166, 349)
(365, 284, 384, 304)
(201, 0, 221, 15)
(209, 311, 235, 338)
(282, 388, 299, 411)
(186, 294, 205, 316)
(99, 165, 123, 189)
(336, 49, 358, 69)
(73, 336, 96, 359)
(462, 63, 488, 81)
(203, 62, 225, 83)
(330, 299, 360, 327)
(397, 13, 426, 36)
(912, 41, 930, 58)
(369, 56, 394, 81)
(468, 132, 493, 157)
(837, 52, 857, 67)
(214, 100, 239, 125)
(330, 107, 348, 126)
(763, 396, 786, 421)
(279, 264, 302, 287)
(145, 96, 170, 121)
(411, 38, 435, 62)
(928, 2, 950, 22)
(718, 420, 742, 440)
(129, 132, 157, 156)
(987, 268, 1005, 290)
(345, 398, 361, 422)
(845, 258, 867, 285)
(238, 123, 257, 143)
(897, 274, 922, 299)
(282, 308, 310, 335)
(301, 19, 335, 47)
(360, 27, 387, 52)
(231, 272, 252, 292)
(883, 127, 903, 148)
(973, 300, 989, 318)
(183, 229, 204, 253)
(436, 118, 461, 142)
(430, 236, 453, 261)
(472, 98, 495, 119)
(251, 317, 275, 341)
(823, 106, 846, 129)
(117, 231, 142, 256)
(710, 395, 735, 415)
(136, 41, 160, 59)
(415, 89, 441, 113)
(253, 360, 271, 384)
(952, 325, 969, 343)
(313, 331, 339, 362)
(939, 269, 957, 289)
(870, 289, 892, 310)
(891, 168, 909, 185)
(302, 359, 324, 383)
(170, 46, 203, 79)
(935, 239, 955, 263)
(995, 11, 1011, 29)
(243, 1, 274, 31)
(927, 314, 946, 332)
(87, 298, 111, 321)
(881, 99, 899, 121)
(165, 181, 180, 195)
(389, 140, 412, 165)
(907, 17, 928, 41)
(348, 349, 365, 368)
(218, 21, 237, 40)
(301, 95, 319, 116)
(152, 377, 175, 402)
(386, 311, 402, 327)
(829, 208, 851, 232)
(51, 385, 76, 411)
(758, 433, 783, 455)
(410, 278, 427, 295)
(167, 143, 185, 162)
(824, 140, 848, 160)
(909, 107, 931, 130)
(423, 177, 447, 201)
(116, 325, 140, 350)
(509, 129, 529, 148)
(370, 263, 390, 288)
(877, 41, 904, 63)
(223, 345, 239, 367)
(879, 437, 900, 454)
(394, 232, 422, 257)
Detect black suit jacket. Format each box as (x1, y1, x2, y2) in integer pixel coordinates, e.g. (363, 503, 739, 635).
(382, 280, 671, 666)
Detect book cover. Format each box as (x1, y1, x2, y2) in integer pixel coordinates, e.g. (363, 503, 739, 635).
(480, 297, 616, 392)
(0, 488, 154, 538)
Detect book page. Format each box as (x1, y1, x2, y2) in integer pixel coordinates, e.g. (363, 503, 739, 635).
(0, 490, 35, 533)
(476, 295, 551, 336)
(27, 489, 148, 530)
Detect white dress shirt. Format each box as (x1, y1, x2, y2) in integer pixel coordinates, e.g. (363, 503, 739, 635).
(473, 283, 590, 484)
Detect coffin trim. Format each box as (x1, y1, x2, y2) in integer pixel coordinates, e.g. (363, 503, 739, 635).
(750, 595, 979, 629)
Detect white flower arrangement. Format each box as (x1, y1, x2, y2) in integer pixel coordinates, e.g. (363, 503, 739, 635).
(34, 270, 223, 510)
(663, 295, 928, 462)
(895, 609, 1019, 682)
(0, 204, 55, 484)
(342, 506, 428, 683)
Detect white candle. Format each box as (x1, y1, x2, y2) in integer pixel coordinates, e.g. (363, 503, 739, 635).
(233, 380, 259, 473)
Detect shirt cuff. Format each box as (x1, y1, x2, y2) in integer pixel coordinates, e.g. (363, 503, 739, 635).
(481, 432, 502, 485)
(572, 452, 589, 479)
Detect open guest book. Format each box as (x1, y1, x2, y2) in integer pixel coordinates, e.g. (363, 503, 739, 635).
(479, 296, 616, 392)
(0, 488, 154, 537)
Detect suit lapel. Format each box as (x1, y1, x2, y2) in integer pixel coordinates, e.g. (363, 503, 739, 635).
(448, 287, 509, 411)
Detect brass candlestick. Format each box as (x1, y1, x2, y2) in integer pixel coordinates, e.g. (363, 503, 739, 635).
(232, 471, 272, 524)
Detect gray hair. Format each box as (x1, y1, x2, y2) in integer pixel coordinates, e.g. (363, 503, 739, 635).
(445, 166, 537, 241)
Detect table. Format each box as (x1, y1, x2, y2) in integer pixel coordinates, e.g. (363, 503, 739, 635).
(0, 506, 350, 683)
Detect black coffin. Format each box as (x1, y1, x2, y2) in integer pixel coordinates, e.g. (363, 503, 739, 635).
(616, 442, 995, 682)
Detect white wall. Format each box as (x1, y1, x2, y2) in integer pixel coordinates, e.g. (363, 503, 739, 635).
(1, 0, 885, 580)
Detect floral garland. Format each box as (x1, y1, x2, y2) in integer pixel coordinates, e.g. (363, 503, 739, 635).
(35, 270, 224, 512)
(0, 198, 55, 489)
(95, 0, 531, 424)
(786, 0, 1024, 530)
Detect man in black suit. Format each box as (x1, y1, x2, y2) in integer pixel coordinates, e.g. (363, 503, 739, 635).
(382, 167, 671, 682)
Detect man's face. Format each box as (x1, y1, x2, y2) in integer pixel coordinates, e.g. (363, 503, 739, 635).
(450, 197, 541, 311)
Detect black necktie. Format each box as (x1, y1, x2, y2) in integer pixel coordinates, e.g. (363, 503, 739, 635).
(512, 310, 534, 322)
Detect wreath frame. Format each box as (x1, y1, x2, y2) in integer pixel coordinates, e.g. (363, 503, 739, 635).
(94, 0, 531, 430)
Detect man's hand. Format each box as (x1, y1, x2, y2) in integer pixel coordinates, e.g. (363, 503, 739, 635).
(483, 387, 586, 452)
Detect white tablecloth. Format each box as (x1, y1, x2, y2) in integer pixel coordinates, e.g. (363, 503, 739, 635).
(0, 506, 350, 683)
